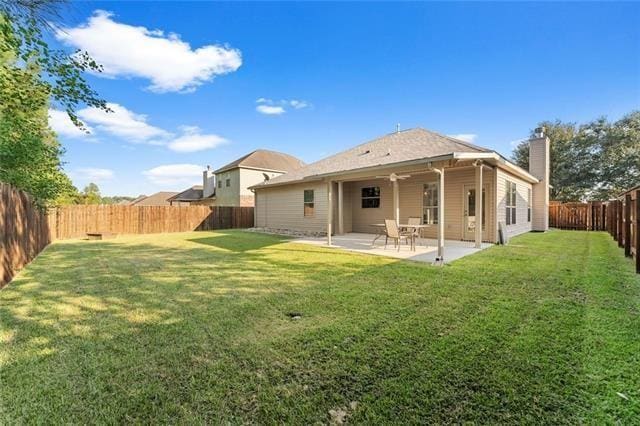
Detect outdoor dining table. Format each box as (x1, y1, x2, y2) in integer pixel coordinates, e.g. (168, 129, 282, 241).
(370, 223, 433, 247)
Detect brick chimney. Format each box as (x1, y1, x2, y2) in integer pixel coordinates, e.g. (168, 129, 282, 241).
(202, 166, 216, 198)
(529, 127, 550, 231)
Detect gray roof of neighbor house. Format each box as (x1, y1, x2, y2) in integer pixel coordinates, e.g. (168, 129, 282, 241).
(214, 149, 305, 174)
(168, 185, 207, 202)
(129, 191, 178, 206)
(251, 128, 499, 188)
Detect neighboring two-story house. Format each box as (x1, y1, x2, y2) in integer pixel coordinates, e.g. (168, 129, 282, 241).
(169, 149, 305, 207)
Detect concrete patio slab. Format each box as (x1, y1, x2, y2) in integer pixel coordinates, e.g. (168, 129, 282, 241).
(294, 232, 492, 264)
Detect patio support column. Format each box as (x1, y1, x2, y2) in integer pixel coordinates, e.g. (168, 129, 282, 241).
(434, 168, 445, 261)
(327, 180, 333, 246)
(393, 179, 400, 225)
(474, 160, 483, 248)
(338, 181, 344, 235)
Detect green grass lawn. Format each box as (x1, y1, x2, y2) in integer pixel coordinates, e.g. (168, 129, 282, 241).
(1, 230, 639, 423)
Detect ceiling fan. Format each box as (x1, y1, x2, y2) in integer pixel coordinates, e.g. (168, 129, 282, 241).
(375, 172, 411, 182)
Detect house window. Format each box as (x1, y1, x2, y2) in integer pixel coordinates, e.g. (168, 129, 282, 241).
(303, 190, 314, 216)
(361, 186, 380, 208)
(225, 178, 230, 187)
(217, 180, 222, 188)
(527, 188, 532, 222)
(422, 183, 438, 224)
(506, 181, 517, 225)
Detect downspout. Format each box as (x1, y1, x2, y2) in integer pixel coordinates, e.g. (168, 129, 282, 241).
(433, 167, 445, 263)
(473, 160, 483, 249)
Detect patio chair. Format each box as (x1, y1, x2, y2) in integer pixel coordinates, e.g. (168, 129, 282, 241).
(384, 219, 415, 251)
(406, 216, 422, 243)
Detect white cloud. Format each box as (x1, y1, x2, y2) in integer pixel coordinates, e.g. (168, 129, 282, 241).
(167, 126, 227, 152)
(51, 102, 228, 153)
(289, 99, 309, 109)
(75, 167, 114, 181)
(48, 109, 93, 138)
(77, 102, 170, 142)
(256, 105, 286, 115)
(55, 10, 242, 93)
(255, 98, 310, 115)
(448, 134, 478, 143)
(143, 164, 203, 186)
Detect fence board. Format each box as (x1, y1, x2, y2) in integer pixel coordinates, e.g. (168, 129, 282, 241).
(1, 183, 254, 286)
(0, 184, 51, 287)
(551, 188, 640, 274)
(47, 205, 254, 240)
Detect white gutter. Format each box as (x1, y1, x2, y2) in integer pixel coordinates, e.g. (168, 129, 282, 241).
(452, 152, 539, 183)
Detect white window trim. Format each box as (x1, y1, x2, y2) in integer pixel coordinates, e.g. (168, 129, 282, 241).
(506, 180, 517, 226)
(303, 189, 314, 217)
(422, 182, 438, 225)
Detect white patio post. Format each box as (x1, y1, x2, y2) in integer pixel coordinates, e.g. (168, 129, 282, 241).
(434, 168, 445, 261)
(337, 181, 344, 235)
(393, 179, 400, 225)
(327, 180, 333, 245)
(474, 161, 483, 248)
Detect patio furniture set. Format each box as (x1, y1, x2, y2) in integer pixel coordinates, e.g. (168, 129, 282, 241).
(370, 218, 432, 251)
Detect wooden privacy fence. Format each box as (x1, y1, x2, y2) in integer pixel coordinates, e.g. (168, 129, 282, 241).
(605, 187, 639, 274)
(48, 205, 254, 240)
(1, 184, 51, 286)
(549, 187, 640, 273)
(1, 182, 255, 286)
(549, 201, 607, 231)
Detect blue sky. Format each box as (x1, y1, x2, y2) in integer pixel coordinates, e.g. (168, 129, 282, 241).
(49, 1, 640, 196)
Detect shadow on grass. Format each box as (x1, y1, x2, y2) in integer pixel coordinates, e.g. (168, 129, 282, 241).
(1, 230, 639, 423)
(187, 230, 289, 252)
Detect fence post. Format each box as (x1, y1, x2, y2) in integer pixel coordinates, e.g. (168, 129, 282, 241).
(624, 194, 632, 257)
(635, 189, 640, 273)
(617, 200, 623, 247)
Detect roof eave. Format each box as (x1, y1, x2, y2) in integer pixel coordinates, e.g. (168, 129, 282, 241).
(249, 154, 456, 190)
(453, 152, 539, 183)
(310, 154, 456, 180)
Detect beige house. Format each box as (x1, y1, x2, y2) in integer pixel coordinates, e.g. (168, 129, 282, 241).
(250, 128, 550, 260)
(170, 150, 305, 207)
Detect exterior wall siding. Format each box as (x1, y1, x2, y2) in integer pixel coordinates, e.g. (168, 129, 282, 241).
(496, 168, 533, 239)
(239, 169, 284, 196)
(254, 181, 328, 232)
(347, 168, 495, 242)
(214, 169, 241, 206)
(254, 166, 497, 242)
(212, 168, 284, 207)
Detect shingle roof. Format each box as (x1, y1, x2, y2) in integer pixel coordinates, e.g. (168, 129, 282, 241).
(214, 149, 305, 174)
(129, 191, 178, 206)
(254, 128, 490, 187)
(168, 185, 206, 202)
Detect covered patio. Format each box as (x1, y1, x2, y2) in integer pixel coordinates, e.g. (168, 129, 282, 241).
(321, 154, 500, 263)
(296, 232, 492, 263)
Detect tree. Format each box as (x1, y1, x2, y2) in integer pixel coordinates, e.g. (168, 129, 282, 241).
(0, 1, 108, 205)
(0, 23, 75, 204)
(80, 182, 101, 204)
(512, 112, 640, 201)
(0, 1, 108, 128)
(597, 111, 640, 198)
